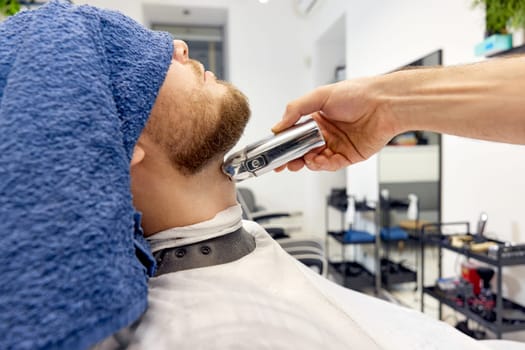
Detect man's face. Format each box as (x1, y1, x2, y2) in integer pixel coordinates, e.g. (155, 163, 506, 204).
(143, 40, 250, 175)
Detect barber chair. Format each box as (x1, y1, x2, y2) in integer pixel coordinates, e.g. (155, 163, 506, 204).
(237, 188, 326, 276)
(277, 237, 327, 276)
(237, 187, 303, 235)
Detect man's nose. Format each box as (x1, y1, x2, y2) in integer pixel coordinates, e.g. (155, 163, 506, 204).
(173, 40, 189, 63)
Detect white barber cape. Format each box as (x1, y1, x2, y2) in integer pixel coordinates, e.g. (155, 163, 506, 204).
(115, 205, 492, 350)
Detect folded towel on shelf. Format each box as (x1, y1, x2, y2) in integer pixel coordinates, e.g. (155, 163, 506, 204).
(343, 229, 375, 243)
(380, 227, 409, 241)
(0, 2, 173, 349)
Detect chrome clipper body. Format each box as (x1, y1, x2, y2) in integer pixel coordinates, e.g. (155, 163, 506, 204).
(222, 119, 325, 182)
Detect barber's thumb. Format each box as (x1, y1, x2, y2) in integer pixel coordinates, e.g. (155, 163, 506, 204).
(272, 108, 302, 133)
(272, 114, 303, 133)
(271, 121, 287, 133)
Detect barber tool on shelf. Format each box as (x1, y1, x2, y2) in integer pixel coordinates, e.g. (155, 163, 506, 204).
(474, 212, 488, 242)
(454, 263, 496, 321)
(470, 212, 499, 253)
(461, 261, 482, 295)
(477, 267, 495, 300)
(472, 267, 496, 321)
(222, 118, 325, 182)
(447, 212, 500, 254)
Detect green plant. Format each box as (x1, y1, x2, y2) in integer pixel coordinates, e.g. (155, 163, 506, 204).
(0, 0, 20, 16)
(473, 0, 525, 35)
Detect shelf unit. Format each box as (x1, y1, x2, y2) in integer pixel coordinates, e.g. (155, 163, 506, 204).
(378, 196, 418, 288)
(325, 194, 418, 292)
(488, 43, 525, 57)
(420, 222, 525, 339)
(325, 196, 380, 292)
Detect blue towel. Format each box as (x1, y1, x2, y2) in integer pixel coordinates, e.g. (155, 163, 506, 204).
(0, 2, 173, 349)
(380, 227, 409, 241)
(343, 229, 375, 243)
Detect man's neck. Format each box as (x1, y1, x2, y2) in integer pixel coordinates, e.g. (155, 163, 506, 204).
(133, 162, 238, 237)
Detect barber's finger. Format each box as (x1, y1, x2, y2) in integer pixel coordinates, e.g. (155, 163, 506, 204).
(303, 152, 316, 164)
(272, 85, 332, 133)
(305, 160, 322, 171)
(275, 145, 324, 173)
(286, 158, 306, 172)
(274, 164, 287, 172)
(274, 156, 309, 173)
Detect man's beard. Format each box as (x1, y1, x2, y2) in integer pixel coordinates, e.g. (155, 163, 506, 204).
(145, 81, 251, 175)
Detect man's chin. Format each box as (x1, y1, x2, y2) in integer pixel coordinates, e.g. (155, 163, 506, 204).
(156, 80, 250, 176)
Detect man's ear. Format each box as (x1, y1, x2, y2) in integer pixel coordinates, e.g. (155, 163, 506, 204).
(131, 145, 146, 167)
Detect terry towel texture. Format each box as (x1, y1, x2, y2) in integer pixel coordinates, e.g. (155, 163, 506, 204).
(0, 2, 173, 349)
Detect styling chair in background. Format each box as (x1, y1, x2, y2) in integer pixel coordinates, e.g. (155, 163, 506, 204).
(237, 187, 302, 222)
(237, 187, 303, 234)
(237, 187, 327, 276)
(276, 238, 327, 276)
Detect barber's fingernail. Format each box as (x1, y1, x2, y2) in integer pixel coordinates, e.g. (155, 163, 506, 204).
(318, 162, 329, 171)
(305, 161, 316, 170)
(271, 122, 282, 133)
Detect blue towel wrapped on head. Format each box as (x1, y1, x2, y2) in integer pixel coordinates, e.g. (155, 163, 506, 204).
(0, 2, 173, 349)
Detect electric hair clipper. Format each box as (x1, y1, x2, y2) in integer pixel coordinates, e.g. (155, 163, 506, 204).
(222, 119, 325, 182)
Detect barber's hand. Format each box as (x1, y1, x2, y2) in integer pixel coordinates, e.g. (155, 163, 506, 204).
(272, 78, 398, 172)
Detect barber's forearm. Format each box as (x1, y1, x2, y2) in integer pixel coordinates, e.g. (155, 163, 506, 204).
(375, 56, 525, 144)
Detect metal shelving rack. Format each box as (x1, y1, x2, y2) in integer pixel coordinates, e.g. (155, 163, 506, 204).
(378, 196, 418, 288)
(420, 222, 525, 339)
(325, 194, 419, 292)
(325, 196, 381, 292)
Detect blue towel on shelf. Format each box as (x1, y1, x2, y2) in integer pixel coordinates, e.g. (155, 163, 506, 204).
(0, 2, 173, 349)
(343, 229, 375, 243)
(380, 227, 409, 241)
